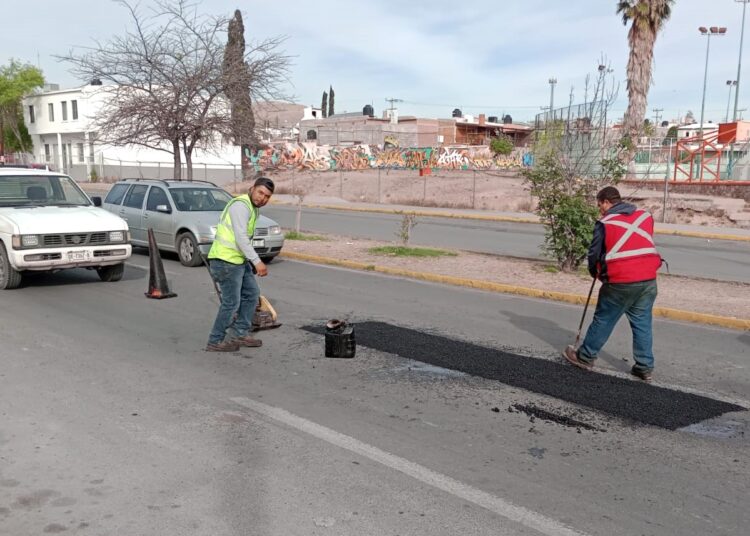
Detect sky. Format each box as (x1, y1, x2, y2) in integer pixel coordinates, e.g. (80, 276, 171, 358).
(2, 0, 749, 124)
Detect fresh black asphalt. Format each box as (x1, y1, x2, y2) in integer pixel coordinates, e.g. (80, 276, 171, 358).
(303, 321, 745, 430)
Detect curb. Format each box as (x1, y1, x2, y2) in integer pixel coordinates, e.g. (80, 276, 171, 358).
(272, 201, 750, 242)
(280, 251, 750, 331)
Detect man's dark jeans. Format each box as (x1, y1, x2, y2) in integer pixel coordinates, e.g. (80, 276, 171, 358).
(578, 279, 657, 372)
(208, 259, 259, 345)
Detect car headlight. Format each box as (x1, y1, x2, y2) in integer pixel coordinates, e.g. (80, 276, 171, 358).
(12, 234, 40, 249)
(269, 225, 281, 235)
(210, 225, 217, 237)
(109, 231, 125, 243)
(21, 234, 40, 247)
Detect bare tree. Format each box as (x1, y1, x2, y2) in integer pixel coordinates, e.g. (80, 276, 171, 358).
(57, 0, 291, 179)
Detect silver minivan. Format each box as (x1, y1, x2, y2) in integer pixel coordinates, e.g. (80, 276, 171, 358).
(100, 179, 284, 267)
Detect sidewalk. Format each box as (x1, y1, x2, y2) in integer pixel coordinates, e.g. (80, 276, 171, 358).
(271, 194, 750, 242)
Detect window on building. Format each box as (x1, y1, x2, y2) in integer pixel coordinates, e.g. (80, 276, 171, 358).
(29, 105, 35, 123)
(61, 101, 68, 121)
(307, 130, 317, 140)
(71, 100, 78, 120)
(48, 103, 55, 122)
(44, 144, 51, 162)
(77, 143, 84, 163)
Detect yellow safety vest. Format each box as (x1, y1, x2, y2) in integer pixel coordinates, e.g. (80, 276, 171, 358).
(207, 194, 259, 264)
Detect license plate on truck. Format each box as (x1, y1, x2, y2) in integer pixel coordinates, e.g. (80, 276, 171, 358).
(252, 239, 265, 247)
(67, 250, 91, 262)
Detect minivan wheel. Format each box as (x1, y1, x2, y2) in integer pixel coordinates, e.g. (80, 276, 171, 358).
(0, 242, 23, 289)
(177, 232, 203, 267)
(97, 263, 124, 282)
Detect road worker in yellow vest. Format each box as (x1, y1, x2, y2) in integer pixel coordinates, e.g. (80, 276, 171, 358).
(205, 177, 275, 352)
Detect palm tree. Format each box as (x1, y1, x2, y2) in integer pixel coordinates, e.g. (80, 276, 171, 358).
(617, 0, 674, 161)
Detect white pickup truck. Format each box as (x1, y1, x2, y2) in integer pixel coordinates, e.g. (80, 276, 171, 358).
(0, 166, 132, 289)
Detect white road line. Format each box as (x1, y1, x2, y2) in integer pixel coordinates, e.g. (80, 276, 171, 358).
(232, 396, 589, 536)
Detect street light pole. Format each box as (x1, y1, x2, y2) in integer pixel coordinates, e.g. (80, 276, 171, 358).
(728, 1, 749, 177)
(548, 78, 557, 117)
(698, 26, 727, 139)
(726, 80, 738, 122)
(733, 1, 749, 122)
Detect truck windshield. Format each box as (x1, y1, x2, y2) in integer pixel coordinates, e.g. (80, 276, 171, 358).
(0, 175, 92, 207)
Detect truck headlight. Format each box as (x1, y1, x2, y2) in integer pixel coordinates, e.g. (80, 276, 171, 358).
(109, 231, 125, 242)
(269, 225, 281, 235)
(22, 235, 40, 247)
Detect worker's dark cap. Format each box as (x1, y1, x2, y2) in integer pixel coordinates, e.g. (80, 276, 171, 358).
(253, 176, 275, 193)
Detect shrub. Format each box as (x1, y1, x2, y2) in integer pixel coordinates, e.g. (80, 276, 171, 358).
(490, 136, 514, 156)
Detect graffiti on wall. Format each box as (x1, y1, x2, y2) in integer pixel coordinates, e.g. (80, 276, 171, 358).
(242, 143, 530, 172)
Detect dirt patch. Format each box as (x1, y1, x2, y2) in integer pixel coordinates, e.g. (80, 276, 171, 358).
(284, 232, 750, 320)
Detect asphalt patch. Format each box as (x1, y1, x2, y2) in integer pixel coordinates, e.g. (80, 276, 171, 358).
(302, 321, 745, 430)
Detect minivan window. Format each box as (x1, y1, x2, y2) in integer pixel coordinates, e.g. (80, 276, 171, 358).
(104, 183, 129, 205)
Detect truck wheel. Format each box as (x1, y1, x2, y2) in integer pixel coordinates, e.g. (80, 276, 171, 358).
(97, 263, 124, 282)
(177, 232, 203, 267)
(0, 242, 23, 289)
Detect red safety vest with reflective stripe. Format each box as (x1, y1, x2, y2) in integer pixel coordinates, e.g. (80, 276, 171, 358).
(600, 210, 661, 283)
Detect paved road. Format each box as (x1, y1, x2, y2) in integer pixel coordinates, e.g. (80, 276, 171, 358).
(264, 205, 750, 283)
(1, 256, 748, 535)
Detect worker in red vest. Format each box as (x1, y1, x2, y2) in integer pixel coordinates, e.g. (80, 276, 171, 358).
(563, 186, 662, 382)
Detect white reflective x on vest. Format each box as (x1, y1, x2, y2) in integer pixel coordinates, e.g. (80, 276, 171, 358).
(601, 211, 659, 261)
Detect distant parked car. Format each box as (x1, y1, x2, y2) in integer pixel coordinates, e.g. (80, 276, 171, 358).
(100, 179, 284, 267)
(0, 166, 131, 289)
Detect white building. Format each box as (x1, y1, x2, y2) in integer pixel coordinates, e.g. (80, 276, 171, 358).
(676, 123, 719, 139)
(22, 83, 105, 179)
(22, 83, 264, 183)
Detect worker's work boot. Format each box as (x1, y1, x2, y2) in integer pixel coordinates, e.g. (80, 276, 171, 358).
(630, 366, 653, 383)
(205, 341, 241, 352)
(562, 345, 594, 371)
(231, 335, 263, 348)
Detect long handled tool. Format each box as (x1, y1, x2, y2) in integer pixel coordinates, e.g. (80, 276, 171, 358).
(574, 276, 597, 348)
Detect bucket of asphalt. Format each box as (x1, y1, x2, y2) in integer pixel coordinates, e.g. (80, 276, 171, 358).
(324, 319, 356, 358)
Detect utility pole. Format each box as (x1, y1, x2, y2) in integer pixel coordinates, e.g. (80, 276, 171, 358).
(385, 97, 403, 125)
(653, 108, 663, 126)
(385, 97, 403, 114)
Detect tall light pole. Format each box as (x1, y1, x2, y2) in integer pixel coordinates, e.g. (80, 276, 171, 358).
(548, 77, 557, 117)
(698, 26, 727, 139)
(726, 80, 738, 122)
(733, 1, 749, 122)
(729, 1, 749, 177)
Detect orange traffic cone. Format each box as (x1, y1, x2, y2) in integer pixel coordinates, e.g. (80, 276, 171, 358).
(145, 228, 177, 299)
